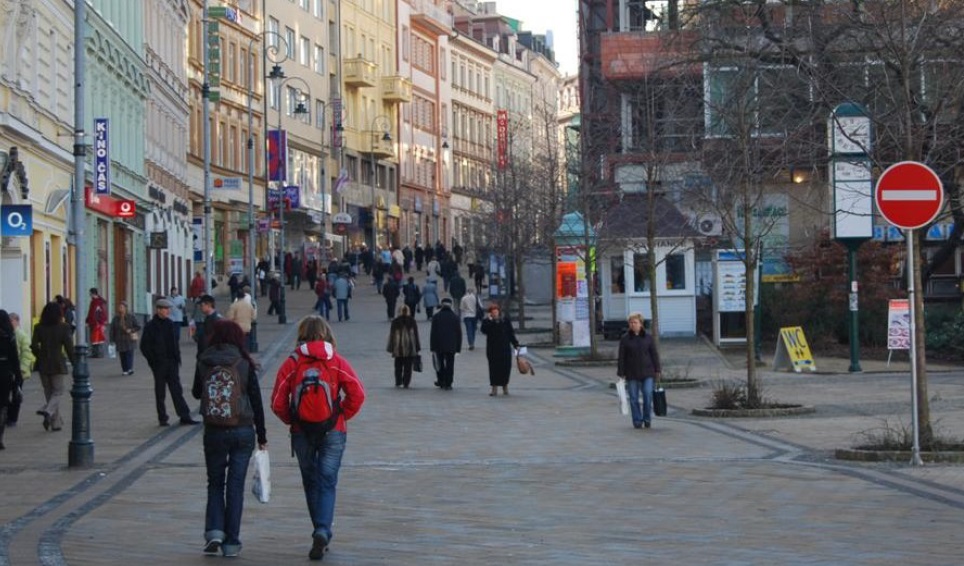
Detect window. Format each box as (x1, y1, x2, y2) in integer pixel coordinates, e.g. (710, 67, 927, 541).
(316, 99, 326, 130)
(314, 45, 325, 74)
(610, 256, 625, 294)
(633, 254, 651, 293)
(268, 18, 279, 47)
(313, 0, 323, 18)
(300, 36, 310, 66)
(665, 254, 686, 290)
(286, 86, 298, 116)
(440, 48, 446, 79)
(286, 27, 296, 60)
(705, 65, 809, 138)
(402, 26, 409, 61)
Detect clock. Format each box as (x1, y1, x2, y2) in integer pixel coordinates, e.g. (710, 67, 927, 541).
(832, 116, 871, 155)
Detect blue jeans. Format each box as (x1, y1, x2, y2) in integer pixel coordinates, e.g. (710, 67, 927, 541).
(316, 294, 331, 320)
(463, 317, 477, 347)
(119, 350, 134, 373)
(203, 427, 256, 549)
(337, 299, 350, 321)
(292, 431, 347, 543)
(627, 377, 654, 426)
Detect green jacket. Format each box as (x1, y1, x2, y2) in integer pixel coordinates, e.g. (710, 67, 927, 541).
(15, 327, 34, 379)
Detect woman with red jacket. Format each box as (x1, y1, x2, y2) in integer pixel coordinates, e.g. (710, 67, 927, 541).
(271, 315, 365, 561)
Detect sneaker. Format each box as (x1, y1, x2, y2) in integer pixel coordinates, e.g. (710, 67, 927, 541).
(644, 422, 651, 429)
(222, 543, 241, 557)
(309, 534, 329, 560)
(203, 539, 221, 555)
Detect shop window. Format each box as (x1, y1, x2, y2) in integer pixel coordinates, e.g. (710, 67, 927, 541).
(665, 253, 686, 290)
(610, 255, 625, 294)
(633, 253, 651, 292)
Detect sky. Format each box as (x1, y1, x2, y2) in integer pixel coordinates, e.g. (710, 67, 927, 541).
(495, 0, 579, 76)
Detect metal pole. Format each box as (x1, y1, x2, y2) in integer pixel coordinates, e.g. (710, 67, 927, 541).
(278, 97, 287, 324)
(847, 242, 862, 372)
(203, 5, 214, 293)
(371, 138, 376, 250)
(69, 0, 94, 468)
(907, 229, 923, 466)
(247, 38, 259, 351)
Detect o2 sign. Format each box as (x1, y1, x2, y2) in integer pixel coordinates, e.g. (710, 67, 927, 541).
(1, 205, 32, 237)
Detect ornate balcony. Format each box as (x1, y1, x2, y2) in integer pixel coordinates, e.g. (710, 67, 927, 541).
(344, 57, 378, 88)
(381, 76, 413, 103)
(368, 132, 395, 159)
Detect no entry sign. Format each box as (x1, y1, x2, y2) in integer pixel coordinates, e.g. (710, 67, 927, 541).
(875, 161, 943, 230)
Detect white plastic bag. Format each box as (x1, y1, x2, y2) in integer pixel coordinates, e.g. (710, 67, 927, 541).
(616, 378, 629, 416)
(107, 343, 117, 359)
(251, 449, 271, 504)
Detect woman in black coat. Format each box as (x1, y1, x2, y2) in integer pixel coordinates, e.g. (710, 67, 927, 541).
(386, 305, 421, 388)
(0, 310, 21, 448)
(479, 302, 519, 397)
(31, 302, 73, 432)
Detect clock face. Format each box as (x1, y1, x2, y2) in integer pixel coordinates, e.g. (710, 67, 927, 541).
(832, 116, 870, 154)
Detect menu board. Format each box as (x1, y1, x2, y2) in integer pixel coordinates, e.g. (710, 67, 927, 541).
(717, 261, 747, 312)
(887, 299, 910, 350)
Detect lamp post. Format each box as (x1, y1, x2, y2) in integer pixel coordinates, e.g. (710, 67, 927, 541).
(273, 77, 312, 324)
(369, 115, 393, 250)
(247, 32, 288, 349)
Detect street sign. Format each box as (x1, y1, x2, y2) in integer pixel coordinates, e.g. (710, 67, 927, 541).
(0, 205, 32, 237)
(875, 161, 944, 230)
(773, 326, 816, 373)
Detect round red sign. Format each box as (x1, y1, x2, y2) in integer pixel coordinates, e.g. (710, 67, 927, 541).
(875, 161, 944, 230)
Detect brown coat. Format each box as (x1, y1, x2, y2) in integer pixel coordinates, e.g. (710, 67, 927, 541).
(30, 322, 75, 375)
(109, 313, 141, 353)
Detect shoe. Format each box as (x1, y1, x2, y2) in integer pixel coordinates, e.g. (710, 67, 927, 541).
(180, 418, 201, 425)
(633, 423, 642, 429)
(51, 426, 62, 432)
(202, 539, 221, 555)
(309, 534, 329, 560)
(42, 414, 50, 431)
(6, 420, 16, 427)
(159, 420, 170, 427)
(644, 422, 651, 429)
(469, 345, 474, 350)
(221, 543, 241, 557)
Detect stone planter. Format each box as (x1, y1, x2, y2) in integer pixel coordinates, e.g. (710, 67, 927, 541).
(691, 405, 816, 418)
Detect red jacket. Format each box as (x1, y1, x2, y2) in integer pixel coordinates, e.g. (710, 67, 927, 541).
(271, 340, 365, 433)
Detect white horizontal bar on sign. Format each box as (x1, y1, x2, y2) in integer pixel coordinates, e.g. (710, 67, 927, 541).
(880, 189, 938, 201)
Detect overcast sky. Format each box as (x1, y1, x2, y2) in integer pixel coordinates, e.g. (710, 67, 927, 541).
(495, 0, 579, 76)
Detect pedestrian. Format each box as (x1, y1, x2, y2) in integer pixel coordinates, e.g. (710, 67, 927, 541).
(227, 272, 241, 302)
(0, 312, 19, 447)
(271, 315, 366, 560)
(422, 279, 439, 320)
(109, 301, 141, 375)
(459, 289, 481, 351)
(429, 298, 462, 390)
(189, 271, 207, 319)
(55, 295, 76, 331)
(169, 286, 187, 341)
(193, 294, 222, 357)
(402, 276, 421, 315)
(333, 271, 352, 322)
(449, 269, 466, 305)
(226, 286, 257, 345)
(7, 313, 34, 426)
(291, 254, 304, 290)
(473, 263, 485, 295)
(306, 258, 317, 291)
(426, 256, 440, 282)
(257, 261, 269, 297)
(86, 287, 108, 357)
(387, 305, 421, 388)
(616, 312, 661, 429)
(480, 302, 520, 397)
(192, 320, 268, 558)
(267, 274, 282, 315)
(314, 275, 331, 320)
(141, 298, 199, 426)
(414, 243, 424, 271)
(382, 276, 400, 320)
(30, 302, 72, 433)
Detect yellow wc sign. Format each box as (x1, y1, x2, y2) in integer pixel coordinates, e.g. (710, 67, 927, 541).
(773, 326, 816, 373)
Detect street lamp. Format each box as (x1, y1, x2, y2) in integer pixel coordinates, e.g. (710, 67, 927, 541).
(369, 115, 393, 250)
(246, 31, 288, 350)
(273, 76, 312, 324)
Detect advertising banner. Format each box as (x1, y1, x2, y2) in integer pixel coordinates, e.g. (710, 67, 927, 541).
(497, 110, 508, 170)
(94, 118, 111, 195)
(267, 129, 287, 182)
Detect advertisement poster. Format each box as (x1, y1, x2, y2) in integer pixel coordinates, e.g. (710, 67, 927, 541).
(717, 261, 747, 312)
(267, 129, 288, 182)
(887, 299, 910, 350)
(556, 246, 590, 348)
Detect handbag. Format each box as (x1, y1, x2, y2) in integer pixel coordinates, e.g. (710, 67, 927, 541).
(251, 449, 271, 504)
(653, 386, 667, 417)
(515, 347, 534, 375)
(129, 331, 139, 341)
(413, 354, 423, 373)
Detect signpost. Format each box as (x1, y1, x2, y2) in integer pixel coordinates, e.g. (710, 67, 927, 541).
(875, 160, 944, 467)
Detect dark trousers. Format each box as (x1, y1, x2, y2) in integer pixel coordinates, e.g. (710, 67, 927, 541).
(267, 299, 280, 315)
(394, 357, 414, 387)
(6, 388, 20, 424)
(435, 352, 455, 388)
(426, 306, 435, 320)
(386, 298, 397, 320)
(151, 365, 191, 424)
(119, 350, 135, 373)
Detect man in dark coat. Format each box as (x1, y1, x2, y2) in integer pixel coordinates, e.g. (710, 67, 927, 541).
(414, 244, 424, 271)
(429, 298, 462, 390)
(402, 276, 421, 315)
(449, 269, 467, 305)
(383, 277, 400, 320)
(141, 298, 197, 426)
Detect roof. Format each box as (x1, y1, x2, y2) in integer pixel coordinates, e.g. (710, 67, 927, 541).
(598, 194, 702, 240)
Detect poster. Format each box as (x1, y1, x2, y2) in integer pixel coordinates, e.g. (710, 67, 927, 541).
(717, 261, 747, 312)
(887, 299, 910, 350)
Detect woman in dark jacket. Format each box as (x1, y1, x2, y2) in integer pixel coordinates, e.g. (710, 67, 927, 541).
(480, 302, 519, 397)
(30, 302, 74, 432)
(109, 301, 141, 376)
(191, 320, 267, 558)
(616, 312, 661, 429)
(386, 305, 421, 388)
(0, 310, 22, 448)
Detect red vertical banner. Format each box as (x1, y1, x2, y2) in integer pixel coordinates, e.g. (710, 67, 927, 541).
(267, 129, 288, 182)
(497, 109, 508, 170)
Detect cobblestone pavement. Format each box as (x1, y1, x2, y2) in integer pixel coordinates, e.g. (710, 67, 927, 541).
(2, 273, 964, 565)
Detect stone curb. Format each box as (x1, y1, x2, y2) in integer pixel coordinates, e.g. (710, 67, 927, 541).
(834, 448, 964, 463)
(690, 405, 817, 418)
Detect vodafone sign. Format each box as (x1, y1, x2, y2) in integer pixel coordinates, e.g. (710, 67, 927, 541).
(85, 187, 137, 218)
(875, 161, 944, 230)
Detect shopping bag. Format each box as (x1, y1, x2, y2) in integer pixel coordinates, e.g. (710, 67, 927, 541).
(413, 354, 423, 373)
(251, 449, 271, 504)
(616, 378, 629, 416)
(107, 343, 117, 359)
(653, 387, 667, 417)
(515, 347, 534, 375)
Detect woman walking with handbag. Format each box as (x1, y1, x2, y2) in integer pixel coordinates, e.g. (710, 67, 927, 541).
(386, 305, 421, 388)
(110, 301, 141, 375)
(480, 302, 519, 397)
(31, 302, 74, 432)
(616, 312, 661, 429)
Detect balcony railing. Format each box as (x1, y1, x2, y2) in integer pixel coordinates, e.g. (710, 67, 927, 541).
(381, 76, 413, 103)
(344, 57, 378, 88)
(411, 0, 454, 32)
(368, 133, 395, 159)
